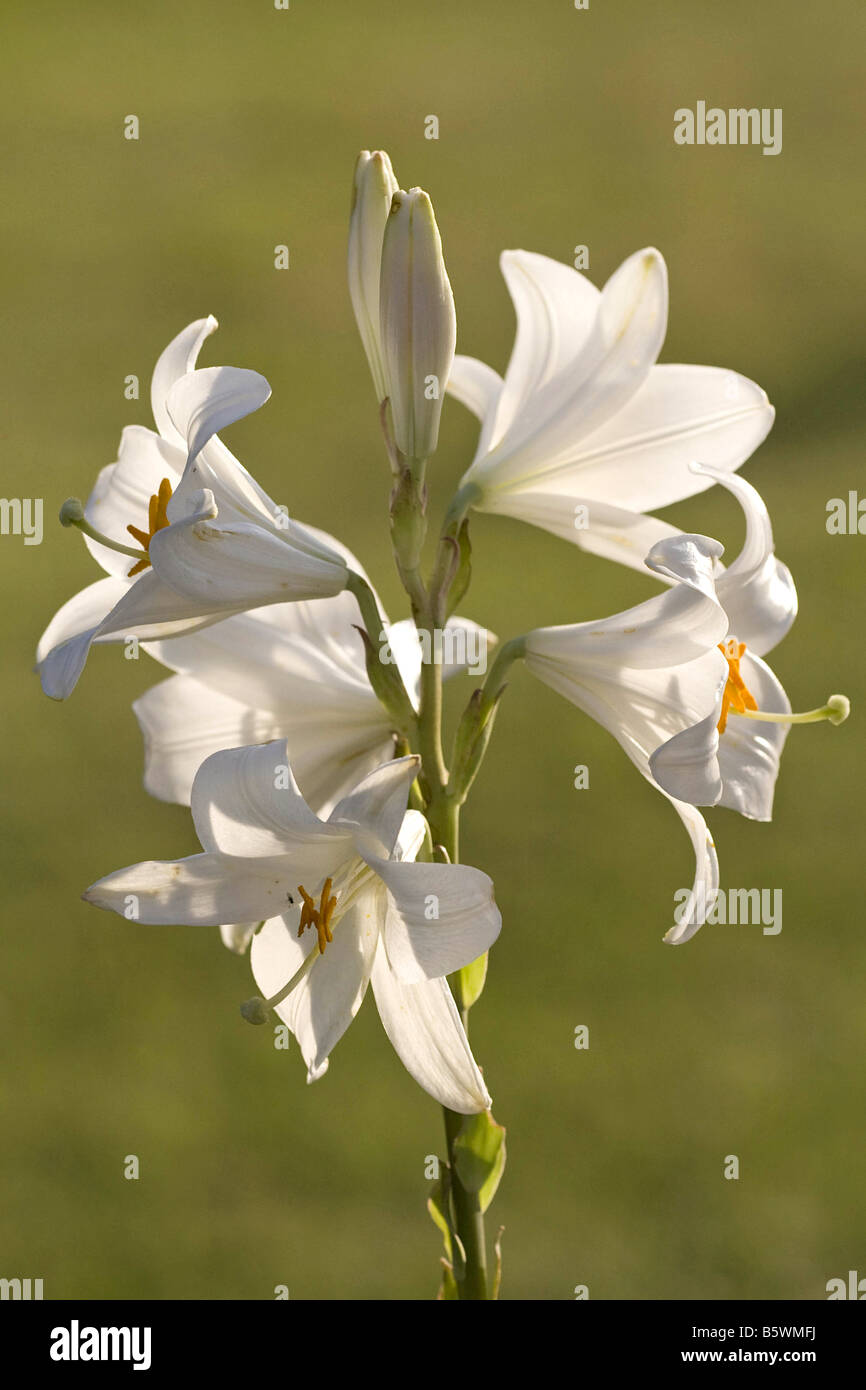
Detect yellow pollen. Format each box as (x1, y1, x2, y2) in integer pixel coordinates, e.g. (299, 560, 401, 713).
(717, 637, 758, 734)
(296, 879, 338, 955)
(126, 477, 173, 576)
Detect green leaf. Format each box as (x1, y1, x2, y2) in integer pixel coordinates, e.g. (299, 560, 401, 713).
(453, 1111, 507, 1214)
(426, 1166, 466, 1280)
(426, 1172, 452, 1262)
(436, 1259, 460, 1301)
(492, 1226, 505, 1300)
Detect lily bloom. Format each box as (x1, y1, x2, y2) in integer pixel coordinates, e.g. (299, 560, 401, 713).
(523, 533, 731, 944)
(649, 464, 847, 825)
(37, 318, 349, 700)
(447, 248, 774, 562)
(83, 746, 500, 1112)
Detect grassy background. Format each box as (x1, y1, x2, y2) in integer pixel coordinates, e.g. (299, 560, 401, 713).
(1, 0, 864, 1300)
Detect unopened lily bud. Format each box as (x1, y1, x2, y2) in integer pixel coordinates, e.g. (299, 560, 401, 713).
(348, 150, 399, 403)
(379, 188, 457, 464)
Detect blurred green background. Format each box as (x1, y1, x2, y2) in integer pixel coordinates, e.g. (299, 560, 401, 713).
(2, 0, 864, 1300)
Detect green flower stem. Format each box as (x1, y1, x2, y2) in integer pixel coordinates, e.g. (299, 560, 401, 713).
(425, 787, 489, 1302)
(444, 1101, 489, 1300)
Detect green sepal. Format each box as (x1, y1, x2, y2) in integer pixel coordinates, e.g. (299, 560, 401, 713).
(353, 623, 415, 733)
(452, 1111, 507, 1215)
(450, 950, 488, 1012)
(449, 683, 506, 805)
(445, 519, 472, 618)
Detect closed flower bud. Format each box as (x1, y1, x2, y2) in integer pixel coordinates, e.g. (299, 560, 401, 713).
(379, 188, 457, 463)
(348, 150, 399, 402)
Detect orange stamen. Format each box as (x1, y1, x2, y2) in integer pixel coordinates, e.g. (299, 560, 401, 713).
(717, 638, 759, 735)
(126, 477, 173, 576)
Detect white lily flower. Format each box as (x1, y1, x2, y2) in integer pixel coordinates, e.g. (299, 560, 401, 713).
(447, 249, 774, 557)
(134, 591, 493, 823)
(37, 318, 349, 700)
(523, 533, 731, 945)
(649, 464, 848, 823)
(83, 746, 500, 1112)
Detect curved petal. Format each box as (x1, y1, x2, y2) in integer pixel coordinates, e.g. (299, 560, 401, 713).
(83, 851, 300, 926)
(446, 355, 502, 421)
(481, 488, 680, 572)
(371, 944, 492, 1112)
(649, 705, 724, 807)
(36, 576, 129, 664)
(166, 365, 271, 468)
(148, 508, 349, 611)
(489, 250, 601, 448)
(466, 248, 668, 490)
(693, 463, 798, 657)
(37, 568, 227, 700)
(252, 898, 379, 1083)
(328, 755, 420, 859)
(524, 534, 728, 672)
(717, 652, 790, 820)
(150, 316, 219, 445)
(220, 920, 261, 954)
(189, 739, 352, 863)
(83, 426, 184, 577)
(496, 365, 773, 509)
(662, 798, 720, 945)
(372, 859, 501, 984)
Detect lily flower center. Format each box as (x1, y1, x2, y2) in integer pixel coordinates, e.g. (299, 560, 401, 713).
(126, 478, 173, 577)
(296, 878, 338, 955)
(717, 637, 758, 734)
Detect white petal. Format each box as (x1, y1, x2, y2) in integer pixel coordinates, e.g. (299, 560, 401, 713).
(189, 739, 352, 863)
(83, 426, 184, 577)
(253, 897, 379, 1082)
(37, 569, 224, 700)
(220, 921, 260, 954)
(662, 798, 720, 945)
(328, 755, 420, 858)
(133, 676, 285, 806)
(717, 652, 790, 821)
(146, 590, 378, 712)
(166, 366, 271, 467)
(385, 617, 496, 703)
(467, 249, 667, 490)
(649, 705, 725, 807)
(496, 365, 773, 510)
(524, 534, 727, 672)
(373, 859, 501, 984)
(36, 576, 129, 664)
(84, 852, 299, 925)
(481, 489, 679, 572)
(693, 463, 798, 658)
(371, 944, 492, 1112)
(446, 355, 504, 463)
(150, 316, 219, 445)
(489, 250, 601, 448)
(148, 509, 348, 611)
